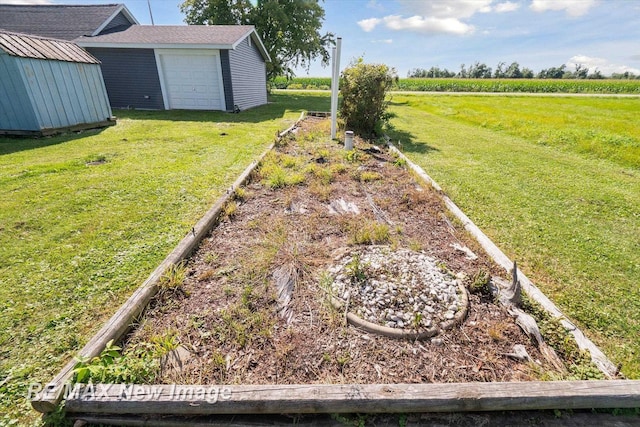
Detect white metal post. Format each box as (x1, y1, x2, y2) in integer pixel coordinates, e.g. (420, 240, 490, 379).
(330, 37, 342, 140)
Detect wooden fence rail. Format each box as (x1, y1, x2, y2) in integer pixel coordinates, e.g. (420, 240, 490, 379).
(64, 381, 640, 415)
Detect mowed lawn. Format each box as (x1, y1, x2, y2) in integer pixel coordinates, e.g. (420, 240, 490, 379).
(0, 93, 329, 424)
(388, 94, 639, 378)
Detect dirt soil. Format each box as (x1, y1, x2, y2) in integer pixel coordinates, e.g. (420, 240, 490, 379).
(129, 117, 566, 386)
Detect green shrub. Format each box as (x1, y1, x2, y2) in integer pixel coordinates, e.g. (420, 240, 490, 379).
(339, 59, 397, 137)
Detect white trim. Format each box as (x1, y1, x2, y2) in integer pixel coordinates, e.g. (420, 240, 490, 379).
(91, 5, 140, 37)
(154, 48, 226, 111)
(77, 41, 233, 50)
(153, 49, 170, 110)
(230, 30, 271, 62)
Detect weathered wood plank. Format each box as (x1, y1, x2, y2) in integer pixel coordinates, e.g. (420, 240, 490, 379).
(389, 145, 619, 378)
(31, 114, 304, 414)
(64, 381, 640, 415)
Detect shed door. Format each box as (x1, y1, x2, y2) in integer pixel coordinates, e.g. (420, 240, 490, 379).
(157, 51, 225, 110)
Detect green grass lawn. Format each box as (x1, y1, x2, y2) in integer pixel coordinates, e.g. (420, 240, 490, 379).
(0, 93, 329, 425)
(388, 94, 639, 378)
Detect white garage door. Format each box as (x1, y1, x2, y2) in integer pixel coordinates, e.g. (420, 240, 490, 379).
(158, 51, 224, 110)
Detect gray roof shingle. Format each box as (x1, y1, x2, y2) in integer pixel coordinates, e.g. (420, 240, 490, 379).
(0, 30, 100, 64)
(75, 24, 270, 61)
(75, 25, 255, 46)
(0, 4, 125, 40)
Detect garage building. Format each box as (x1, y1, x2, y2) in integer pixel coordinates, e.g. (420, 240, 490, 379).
(76, 25, 270, 111)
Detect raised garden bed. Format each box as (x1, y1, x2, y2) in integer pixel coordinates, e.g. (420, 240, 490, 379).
(33, 116, 640, 423)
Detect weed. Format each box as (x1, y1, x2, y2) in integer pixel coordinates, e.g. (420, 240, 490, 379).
(412, 312, 423, 329)
(72, 339, 159, 384)
(520, 295, 605, 379)
(359, 171, 382, 182)
(488, 323, 507, 342)
(223, 200, 238, 219)
(330, 164, 348, 177)
(393, 157, 408, 168)
(309, 180, 332, 202)
(203, 252, 219, 266)
(158, 262, 186, 290)
(408, 239, 422, 252)
(344, 149, 361, 163)
(469, 269, 491, 295)
(233, 187, 247, 201)
(349, 221, 390, 245)
(150, 332, 179, 354)
(336, 352, 351, 369)
(345, 253, 367, 284)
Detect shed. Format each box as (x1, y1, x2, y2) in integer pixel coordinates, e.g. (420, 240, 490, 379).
(0, 31, 114, 136)
(75, 25, 270, 111)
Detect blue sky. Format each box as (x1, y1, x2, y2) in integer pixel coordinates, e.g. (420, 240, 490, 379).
(7, 0, 640, 77)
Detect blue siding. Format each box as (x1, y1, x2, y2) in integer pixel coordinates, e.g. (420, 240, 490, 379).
(17, 57, 112, 131)
(219, 50, 234, 111)
(0, 53, 39, 131)
(228, 36, 267, 110)
(88, 47, 164, 110)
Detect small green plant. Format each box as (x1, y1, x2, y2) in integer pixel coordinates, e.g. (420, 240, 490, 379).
(469, 269, 491, 295)
(150, 332, 179, 354)
(73, 339, 121, 383)
(412, 312, 423, 329)
(72, 339, 160, 384)
(309, 180, 332, 202)
(345, 253, 367, 284)
(520, 295, 605, 379)
(223, 200, 238, 219)
(159, 262, 187, 290)
(329, 163, 347, 174)
(350, 221, 390, 245)
(393, 157, 408, 168)
(203, 252, 219, 265)
(344, 149, 361, 163)
(359, 171, 382, 182)
(234, 187, 247, 201)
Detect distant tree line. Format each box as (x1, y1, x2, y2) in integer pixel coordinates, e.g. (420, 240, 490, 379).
(408, 62, 640, 79)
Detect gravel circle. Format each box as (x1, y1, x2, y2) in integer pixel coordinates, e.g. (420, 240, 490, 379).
(328, 246, 467, 336)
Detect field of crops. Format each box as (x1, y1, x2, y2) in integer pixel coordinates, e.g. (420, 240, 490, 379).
(273, 77, 640, 94)
(394, 78, 640, 93)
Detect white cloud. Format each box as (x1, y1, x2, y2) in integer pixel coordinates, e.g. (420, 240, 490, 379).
(380, 15, 475, 35)
(371, 39, 393, 44)
(358, 14, 474, 35)
(398, 0, 493, 19)
(358, 17, 382, 32)
(494, 1, 520, 13)
(567, 54, 640, 75)
(530, 0, 597, 17)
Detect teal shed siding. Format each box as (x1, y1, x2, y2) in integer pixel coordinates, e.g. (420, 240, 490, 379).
(0, 53, 39, 131)
(0, 52, 112, 133)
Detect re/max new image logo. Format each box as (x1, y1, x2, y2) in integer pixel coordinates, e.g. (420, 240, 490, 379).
(28, 383, 232, 403)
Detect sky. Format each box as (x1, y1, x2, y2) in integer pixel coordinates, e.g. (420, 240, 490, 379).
(3, 0, 640, 77)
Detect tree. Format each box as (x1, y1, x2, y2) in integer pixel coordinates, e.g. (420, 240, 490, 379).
(407, 67, 455, 78)
(505, 62, 522, 78)
(538, 65, 566, 79)
(468, 62, 492, 78)
(339, 59, 397, 137)
(180, 0, 334, 80)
